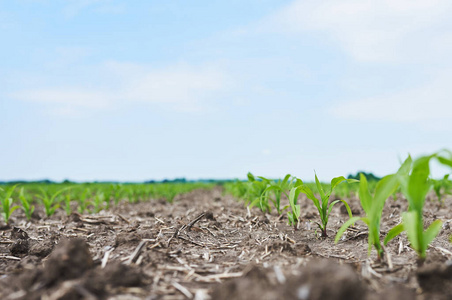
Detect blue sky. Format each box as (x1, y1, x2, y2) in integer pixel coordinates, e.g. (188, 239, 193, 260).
(1, 0, 451, 182)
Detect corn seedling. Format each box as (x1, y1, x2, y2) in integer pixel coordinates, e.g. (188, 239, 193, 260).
(260, 174, 301, 215)
(287, 181, 303, 228)
(335, 158, 410, 260)
(103, 186, 112, 210)
(246, 173, 272, 213)
(384, 154, 447, 263)
(64, 194, 72, 216)
(38, 187, 69, 217)
(92, 191, 104, 213)
(0, 185, 19, 223)
(19, 187, 35, 220)
(432, 174, 451, 205)
(77, 188, 90, 214)
(293, 174, 357, 237)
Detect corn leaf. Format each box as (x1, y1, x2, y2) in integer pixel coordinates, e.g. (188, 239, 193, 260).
(406, 155, 433, 211)
(358, 174, 372, 214)
(423, 220, 443, 246)
(402, 211, 420, 253)
(335, 216, 363, 243)
(247, 172, 255, 182)
(315, 173, 325, 201)
(330, 176, 348, 193)
(298, 185, 321, 212)
(384, 223, 404, 245)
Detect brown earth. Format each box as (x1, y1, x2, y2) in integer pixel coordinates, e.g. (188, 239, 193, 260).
(0, 187, 451, 299)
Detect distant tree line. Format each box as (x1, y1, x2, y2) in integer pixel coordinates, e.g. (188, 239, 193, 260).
(347, 172, 382, 181)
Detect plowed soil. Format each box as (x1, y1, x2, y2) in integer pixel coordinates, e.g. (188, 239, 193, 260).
(0, 187, 451, 299)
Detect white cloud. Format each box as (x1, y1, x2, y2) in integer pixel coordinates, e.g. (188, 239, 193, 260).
(269, 0, 452, 62)
(10, 62, 231, 115)
(330, 71, 452, 128)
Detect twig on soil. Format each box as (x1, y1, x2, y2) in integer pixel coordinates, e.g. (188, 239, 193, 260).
(167, 225, 186, 247)
(155, 216, 165, 224)
(101, 246, 114, 268)
(192, 272, 243, 283)
(116, 214, 130, 224)
(186, 212, 206, 231)
(398, 239, 404, 255)
(126, 240, 149, 265)
(381, 245, 393, 270)
(172, 281, 193, 299)
(0, 255, 21, 261)
(430, 245, 452, 257)
(364, 260, 383, 279)
(177, 235, 205, 247)
(79, 215, 117, 225)
(0, 240, 13, 244)
(201, 226, 217, 237)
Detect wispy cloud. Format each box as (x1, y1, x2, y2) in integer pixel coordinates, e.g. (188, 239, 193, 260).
(10, 62, 231, 116)
(261, 1, 452, 131)
(267, 0, 452, 62)
(329, 71, 452, 129)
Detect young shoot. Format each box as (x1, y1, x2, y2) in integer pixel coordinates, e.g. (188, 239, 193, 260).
(78, 188, 90, 214)
(246, 173, 271, 213)
(0, 185, 20, 224)
(287, 181, 303, 229)
(260, 174, 301, 215)
(64, 194, 72, 216)
(432, 174, 451, 205)
(384, 153, 450, 263)
(38, 187, 69, 217)
(335, 157, 410, 260)
(19, 187, 35, 220)
(293, 174, 357, 237)
(92, 191, 105, 213)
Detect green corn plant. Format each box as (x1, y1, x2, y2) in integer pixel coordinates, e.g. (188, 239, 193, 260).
(245, 173, 272, 213)
(260, 174, 301, 215)
(224, 180, 248, 199)
(103, 186, 112, 210)
(163, 187, 178, 203)
(78, 188, 90, 214)
(126, 186, 138, 203)
(335, 157, 411, 260)
(112, 184, 123, 206)
(92, 191, 104, 213)
(64, 194, 72, 216)
(287, 181, 303, 228)
(384, 153, 450, 263)
(19, 187, 35, 220)
(0, 185, 20, 223)
(38, 187, 69, 217)
(432, 174, 451, 204)
(293, 174, 357, 237)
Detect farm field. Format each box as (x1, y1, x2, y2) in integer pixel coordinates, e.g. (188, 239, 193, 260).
(0, 189, 451, 298)
(0, 152, 451, 299)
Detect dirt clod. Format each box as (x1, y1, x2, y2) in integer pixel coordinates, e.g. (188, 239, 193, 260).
(43, 238, 94, 286)
(284, 260, 365, 300)
(11, 227, 30, 240)
(114, 232, 141, 247)
(29, 239, 55, 258)
(417, 261, 452, 297)
(10, 239, 30, 255)
(211, 265, 275, 300)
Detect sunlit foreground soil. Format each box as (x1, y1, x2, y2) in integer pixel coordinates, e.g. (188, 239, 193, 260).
(1, 187, 451, 299)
